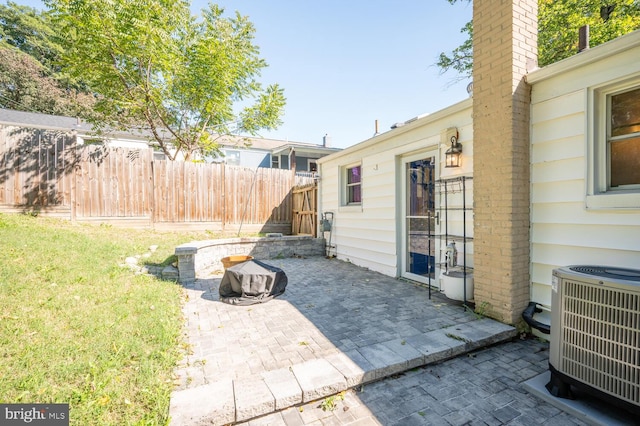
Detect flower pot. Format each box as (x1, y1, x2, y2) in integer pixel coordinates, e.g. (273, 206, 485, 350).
(441, 270, 474, 301)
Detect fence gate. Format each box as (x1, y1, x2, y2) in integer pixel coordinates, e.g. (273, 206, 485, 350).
(291, 183, 317, 236)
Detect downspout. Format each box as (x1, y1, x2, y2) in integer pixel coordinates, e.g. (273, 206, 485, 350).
(317, 163, 323, 239)
(289, 148, 296, 175)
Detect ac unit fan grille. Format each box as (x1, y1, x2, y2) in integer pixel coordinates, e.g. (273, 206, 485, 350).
(560, 279, 640, 407)
(569, 266, 640, 282)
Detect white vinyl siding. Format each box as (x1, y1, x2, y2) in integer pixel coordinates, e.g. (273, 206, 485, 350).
(318, 99, 472, 277)
(528, 30, 640, 311)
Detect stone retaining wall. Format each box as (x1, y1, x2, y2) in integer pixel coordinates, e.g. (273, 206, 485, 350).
(175, 236, 325, 283)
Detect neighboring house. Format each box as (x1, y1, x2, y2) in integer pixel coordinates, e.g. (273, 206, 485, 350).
(1, 108, 91, 133)
(211, 134, 341, 173)
(0, 108, 154, 150)
(318, 18, 640, 332)
(0, 108, 340, 169)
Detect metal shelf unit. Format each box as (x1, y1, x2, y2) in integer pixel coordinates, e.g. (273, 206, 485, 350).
(433, 176, 473, 307)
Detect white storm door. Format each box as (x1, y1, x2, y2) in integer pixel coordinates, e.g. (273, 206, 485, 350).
(401, 153, 437, 285)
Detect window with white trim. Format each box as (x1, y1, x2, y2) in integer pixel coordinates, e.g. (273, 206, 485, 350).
(225, 150, 240, 165)
(344, 164, 362, 205)
(588, 80, 640, 209)
(608, 86, 640, 188)
(308, 160, 318, 173)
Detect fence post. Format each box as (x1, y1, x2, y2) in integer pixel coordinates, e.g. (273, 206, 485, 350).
(222, 164, 226, 232)
(148, 149, 155, 226)
(70, 133, 77, 222)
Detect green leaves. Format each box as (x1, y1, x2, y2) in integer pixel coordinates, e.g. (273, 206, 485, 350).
(538, 0, 640, 66)
(436, 20, 473, 80)
(0, 2, 95, 116)
(0, 2, 62, 72)
(438, 0, 640, 77)
(238, 84, 286, 135)
(46, 0, 286, 161)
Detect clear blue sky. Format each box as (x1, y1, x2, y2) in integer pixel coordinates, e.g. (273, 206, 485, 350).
(12, 1, 473, 148)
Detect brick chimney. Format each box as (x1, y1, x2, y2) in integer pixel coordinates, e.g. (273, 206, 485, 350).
(472, 1, 538, 324)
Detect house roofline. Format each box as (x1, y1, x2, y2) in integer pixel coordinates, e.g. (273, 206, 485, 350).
(1, 108, 333, 151)
(0, 108, 156, 141)
(0, 108, 91, 132)
(526, 29, 640, 84)
(271, 144, 342, 155)
(318, 97, 472, 164)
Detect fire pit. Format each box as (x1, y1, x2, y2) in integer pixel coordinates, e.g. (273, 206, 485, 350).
(219, 260, 287, 305)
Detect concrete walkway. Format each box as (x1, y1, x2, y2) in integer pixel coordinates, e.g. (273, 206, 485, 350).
(169, 257, 518, 425)
(238, 339, 588, 426)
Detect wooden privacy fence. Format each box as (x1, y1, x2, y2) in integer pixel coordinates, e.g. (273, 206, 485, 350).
(0, 126, 316, 232)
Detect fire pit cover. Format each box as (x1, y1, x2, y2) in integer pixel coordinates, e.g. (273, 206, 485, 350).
(219, 260, 287, 305)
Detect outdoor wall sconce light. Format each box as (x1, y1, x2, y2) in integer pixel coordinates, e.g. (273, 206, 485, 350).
(445, 134, 463, 168)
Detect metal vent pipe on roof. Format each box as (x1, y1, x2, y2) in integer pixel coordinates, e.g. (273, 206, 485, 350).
(578, 25, 590, 52)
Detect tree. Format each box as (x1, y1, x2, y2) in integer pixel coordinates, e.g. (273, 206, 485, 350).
(538, 0, 640, 66)
(436, 20, 473, 83)
(0, 2, 95, 116)
(0, 46, 95, 116)
(45, 0, 286, 161)
(0, 2, 62, 72)
(437, 0, 640, 79)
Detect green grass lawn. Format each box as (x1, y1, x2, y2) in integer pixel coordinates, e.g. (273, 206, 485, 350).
(0, 214, 218, 425)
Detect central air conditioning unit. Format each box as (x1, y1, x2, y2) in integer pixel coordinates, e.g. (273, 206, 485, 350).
(548, 266, 640, 415)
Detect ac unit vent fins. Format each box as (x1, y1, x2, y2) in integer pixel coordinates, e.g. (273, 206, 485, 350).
(561, 279, 640, 407)
(569, 266, 640, 282)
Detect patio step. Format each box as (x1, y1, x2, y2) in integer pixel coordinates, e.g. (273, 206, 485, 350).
(168, 318, 517, 425)
(162, 265, 180, 281)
